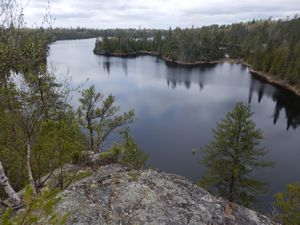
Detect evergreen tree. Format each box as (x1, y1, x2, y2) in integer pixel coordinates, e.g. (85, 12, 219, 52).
(33, 110, 85, 190)
(0, 186, 69, 225)
(120, 130, 148, 169)
(199, 102, 273, 206)
(275, 183, 300, 225)
(77, 85, 102, 151)
(77, 85, 134, 152)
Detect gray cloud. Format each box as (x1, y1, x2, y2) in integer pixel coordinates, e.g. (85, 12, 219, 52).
(23, 0, 300, 28)
(52, 11, 95, 20)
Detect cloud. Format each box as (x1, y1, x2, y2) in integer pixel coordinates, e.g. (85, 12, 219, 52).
(23, 0, 300, 28)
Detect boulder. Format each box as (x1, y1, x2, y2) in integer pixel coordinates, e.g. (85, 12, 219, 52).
(57, 164, 276, 225)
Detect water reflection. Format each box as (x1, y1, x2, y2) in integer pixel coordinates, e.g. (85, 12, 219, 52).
(102, 61, 110, 74)
(162, 60, 300, 130)
(122, 58, 128, 76)
(248, 76, 300, 130)
(101, 56, 129, 76)
(165, 64, 215, 90)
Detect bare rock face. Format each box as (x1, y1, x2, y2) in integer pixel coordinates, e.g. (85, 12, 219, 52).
(57, 164, 276, 225)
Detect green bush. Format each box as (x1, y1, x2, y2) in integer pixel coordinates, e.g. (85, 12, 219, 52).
(121, 131, 148, 169)
(275, 183, 300, 225)
(0, 186, 69, 225)
(100, 145, 121, 162)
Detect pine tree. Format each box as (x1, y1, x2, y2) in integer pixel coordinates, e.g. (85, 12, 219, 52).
(275, 183, 300, 225)
(199, 102, 273, 206)
(0, 185, 69, 225)
(120, 130, 148, 169)
(77, 85, 134, 152)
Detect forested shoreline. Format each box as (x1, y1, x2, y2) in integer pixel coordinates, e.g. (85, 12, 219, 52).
(93, 17, 300, 94)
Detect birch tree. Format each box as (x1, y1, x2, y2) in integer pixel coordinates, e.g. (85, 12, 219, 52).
(0, 161, 20, 205)
(9, 71, 58, 195)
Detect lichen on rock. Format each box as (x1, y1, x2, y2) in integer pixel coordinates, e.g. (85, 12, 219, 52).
(57, 164, 276, 225)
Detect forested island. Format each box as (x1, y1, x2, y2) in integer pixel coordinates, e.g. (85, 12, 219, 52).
(94, 17, 300, 94)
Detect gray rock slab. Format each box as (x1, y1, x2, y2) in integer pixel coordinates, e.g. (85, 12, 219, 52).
(57, 164, 276, 225)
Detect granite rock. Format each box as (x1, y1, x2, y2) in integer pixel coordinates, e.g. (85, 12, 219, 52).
(57, 164, 276, 225)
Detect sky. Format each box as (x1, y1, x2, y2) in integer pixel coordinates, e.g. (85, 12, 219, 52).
(23, 0, 300, 29)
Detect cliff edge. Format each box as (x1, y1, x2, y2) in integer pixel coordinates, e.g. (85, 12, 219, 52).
(57, 164, 276, 225)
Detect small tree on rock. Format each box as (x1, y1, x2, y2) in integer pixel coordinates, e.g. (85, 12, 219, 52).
(121, 130, 148, 169)
(77, 85, 134, 152)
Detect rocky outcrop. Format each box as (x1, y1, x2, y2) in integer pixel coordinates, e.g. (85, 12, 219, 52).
(57, 164, 276, 225)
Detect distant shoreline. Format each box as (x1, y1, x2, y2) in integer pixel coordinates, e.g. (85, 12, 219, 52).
(93, 50, 227, 65)
(93, 50, 300, 96)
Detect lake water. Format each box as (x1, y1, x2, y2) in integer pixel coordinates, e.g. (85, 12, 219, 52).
(48, 38, 300, 211)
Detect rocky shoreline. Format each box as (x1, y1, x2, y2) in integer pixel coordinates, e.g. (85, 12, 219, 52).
(247, 68, 300, 96)
(233, 60, 300, 96)
(93, 49, 300, 96)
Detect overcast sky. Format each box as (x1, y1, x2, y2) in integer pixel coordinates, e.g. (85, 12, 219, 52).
(23, 0, 300, 28)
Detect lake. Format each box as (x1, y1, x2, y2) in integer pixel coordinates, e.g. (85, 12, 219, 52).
(48, 38, 300, 211)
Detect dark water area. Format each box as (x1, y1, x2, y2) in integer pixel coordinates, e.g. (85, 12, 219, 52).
(48, 38, 300, 212)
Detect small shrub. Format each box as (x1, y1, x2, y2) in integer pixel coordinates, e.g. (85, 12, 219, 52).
(121, 131, 148, 169)
(65, 170, 93, 185)
(0, 185, 69, 225)
(100, 145, 121, 162)
(128, 171, 140, 182)
(275, 183, 300, 225)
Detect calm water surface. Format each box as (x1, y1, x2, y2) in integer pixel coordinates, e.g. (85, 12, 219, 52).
(48, 38, 300, 210)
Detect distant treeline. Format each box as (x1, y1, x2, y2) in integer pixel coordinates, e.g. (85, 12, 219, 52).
(50, 28, 168, 41)
(50, 28, 100, 40)
(94, 16, 300, 86)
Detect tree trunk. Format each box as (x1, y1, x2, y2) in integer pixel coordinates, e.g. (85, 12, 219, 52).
(229, 120, 242, 202)
(88, 120, 94, 152)
(229, 171, 235, 202)
(26, 142, 37, 195)
(89, 128, 94, 151)
(0, 161, 21, 205)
